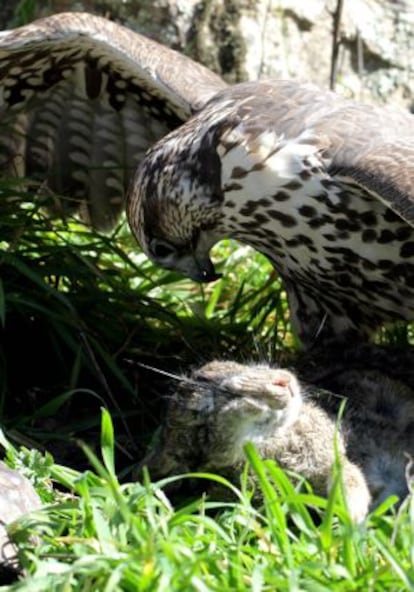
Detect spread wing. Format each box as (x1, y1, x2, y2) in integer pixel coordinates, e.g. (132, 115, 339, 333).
(328, 140, 414, 227)
(0, 12, 226, 229)
(316, 101, 414, 228)
(211, 79, 414, 229)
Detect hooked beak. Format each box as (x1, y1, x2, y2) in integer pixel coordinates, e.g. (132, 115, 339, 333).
(186, 254, 222, 283)
(146, 231, 224, 283)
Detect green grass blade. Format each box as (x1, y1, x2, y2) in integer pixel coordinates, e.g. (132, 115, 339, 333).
(101, 407, 115, 476)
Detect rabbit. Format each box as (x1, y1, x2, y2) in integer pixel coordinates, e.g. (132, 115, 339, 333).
(309, 367, 414, 506)
(138, 360, 377, 522)
(296, 343, 414, 394)
(296, 344, 414, 505)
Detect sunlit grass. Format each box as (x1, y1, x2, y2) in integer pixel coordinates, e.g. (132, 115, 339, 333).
(3, 414, 414, 591)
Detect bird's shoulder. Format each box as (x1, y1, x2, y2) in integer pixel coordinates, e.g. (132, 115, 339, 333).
(204, 80, 414, 226)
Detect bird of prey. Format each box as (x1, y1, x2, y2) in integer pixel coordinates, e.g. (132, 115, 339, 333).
(1, 13, 413, 347)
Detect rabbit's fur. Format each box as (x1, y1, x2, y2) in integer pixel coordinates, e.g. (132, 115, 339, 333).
(139, 358, 414, 522)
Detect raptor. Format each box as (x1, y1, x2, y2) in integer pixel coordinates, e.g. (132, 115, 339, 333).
(1, 13, 413, 346)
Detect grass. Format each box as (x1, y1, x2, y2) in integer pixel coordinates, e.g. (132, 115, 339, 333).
(0, 180, 289, 467)
(2, 414, 414, 591)
(1, 181, 414, 590)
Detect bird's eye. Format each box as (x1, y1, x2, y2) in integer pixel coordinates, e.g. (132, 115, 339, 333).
(150, 239, 177, 259)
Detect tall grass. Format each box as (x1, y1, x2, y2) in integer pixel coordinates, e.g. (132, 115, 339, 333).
(0, 180, 287, 465)
(2, 412, 414, 591)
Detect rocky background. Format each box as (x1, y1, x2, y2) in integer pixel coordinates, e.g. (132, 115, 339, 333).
(2, 0, 413, 109)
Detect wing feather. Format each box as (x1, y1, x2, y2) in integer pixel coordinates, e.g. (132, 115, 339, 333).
(238, 80, 414, 229)
(328, 140, 414, 227)
(0, 12, 226, 228)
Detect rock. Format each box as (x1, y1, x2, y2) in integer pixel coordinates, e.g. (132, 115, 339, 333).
(192, 0, 414, 108)
(0, 462, 41, 577)
(3, 0, 413, 108)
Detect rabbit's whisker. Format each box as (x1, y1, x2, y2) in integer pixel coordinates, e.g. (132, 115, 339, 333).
(136, 362, 190, 382)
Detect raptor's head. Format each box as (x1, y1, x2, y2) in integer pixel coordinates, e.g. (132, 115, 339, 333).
(127, 121, 226, 283)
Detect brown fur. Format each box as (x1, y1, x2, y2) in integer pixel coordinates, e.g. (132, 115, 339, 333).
(139, 360, 381, 522)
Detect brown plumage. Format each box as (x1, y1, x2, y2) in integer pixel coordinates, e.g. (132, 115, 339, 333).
(1, 13, 413, 345)
(0, 12, 226, 228)
(128, 80, 414, 345)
